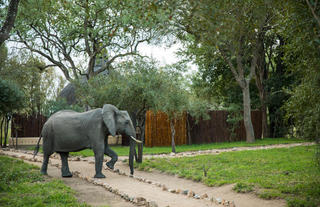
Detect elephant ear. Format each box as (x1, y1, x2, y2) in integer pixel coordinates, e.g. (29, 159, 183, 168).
(102, 104, 119, 136)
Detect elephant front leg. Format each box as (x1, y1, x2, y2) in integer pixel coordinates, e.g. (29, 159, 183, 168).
(94, 152, 106, 178)
(104, 146, 118, 170)
(59, 152, 72, 177)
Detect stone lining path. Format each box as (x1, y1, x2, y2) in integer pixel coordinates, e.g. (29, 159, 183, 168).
(0, 142, 313, 207)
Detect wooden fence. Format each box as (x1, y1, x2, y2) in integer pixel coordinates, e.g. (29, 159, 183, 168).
(188, 110, 262, 144)
(145, 111, 187, 147)
(145, 110, 262, 147)
(12, 110, 262, 146)
(11, 114, 47, 138)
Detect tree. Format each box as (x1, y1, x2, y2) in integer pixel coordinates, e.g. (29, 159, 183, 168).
(76, 57, 201, 154)
(159, 73, 189, 153)
(13, 0, 172, 81)
(75, 58, 173, 159)
(189, 50, 260, 110)
(175, 0, 277, 142)
(0, 52, 64, 115)
(0, 79, 24, 147)
(0, 0, 20, 46)
(42, 98, 83, 117)
(282, 0, 320, 140)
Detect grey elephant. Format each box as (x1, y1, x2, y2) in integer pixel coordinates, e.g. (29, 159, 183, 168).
(34, 104, 141, 178)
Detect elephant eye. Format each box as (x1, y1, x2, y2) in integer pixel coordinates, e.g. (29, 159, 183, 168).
(125, 120, 129, 124)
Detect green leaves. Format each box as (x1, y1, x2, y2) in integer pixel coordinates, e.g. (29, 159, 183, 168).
(14, 0, 173, 80)
(0, 79, 25, 115)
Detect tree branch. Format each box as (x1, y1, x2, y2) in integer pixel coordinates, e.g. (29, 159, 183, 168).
(16, 31, 72, 81)
(306, 0, 320, 29)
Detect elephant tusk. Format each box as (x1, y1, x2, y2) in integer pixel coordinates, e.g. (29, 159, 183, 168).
(130, 136, 142, 144)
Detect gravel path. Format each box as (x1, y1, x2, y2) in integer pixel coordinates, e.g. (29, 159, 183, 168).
(0, 142, 313, 207)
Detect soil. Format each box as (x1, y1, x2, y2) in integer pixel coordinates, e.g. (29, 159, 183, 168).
(0, 142, 313, 207)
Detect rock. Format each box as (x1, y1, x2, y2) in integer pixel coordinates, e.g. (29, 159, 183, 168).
(124, 194, 130, 201)
(134, 197, 146, 206)
(200, 193, 208, 199)
(182, 190, 189, 195)
(114, 169, 120, 173)
(187, 191, 195, 197)
(147, 201, 158, 207)
(88, 161, 94, 164)
(107, 187, 113, 192)
(162, 185, 168, 191)
(194, 194, 200, 199)
(168, 189, 176, 193)
(147, 180, 152, 184)
(176, 189, 182, 194)
(216, 198, 222, 204)
(229, 201, 236, 207)
(154, 182, 161, 187)
(20, 155, 26, 159)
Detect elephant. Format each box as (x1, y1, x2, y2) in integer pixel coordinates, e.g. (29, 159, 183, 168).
(34, 104, 141, 178)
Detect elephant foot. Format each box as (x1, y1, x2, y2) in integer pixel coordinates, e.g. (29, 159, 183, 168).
(106, 161, 114, 170)
(94, 173, 106, 178)
(40, 170, 48, 175)
(62, 171, 73, 177)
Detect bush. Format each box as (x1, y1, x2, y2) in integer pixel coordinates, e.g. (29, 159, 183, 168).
(42, 98, 84, 117)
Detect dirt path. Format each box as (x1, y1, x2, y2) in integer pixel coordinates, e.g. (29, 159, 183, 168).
(24, 160, 136, 207)
(0, 142, 313, 207)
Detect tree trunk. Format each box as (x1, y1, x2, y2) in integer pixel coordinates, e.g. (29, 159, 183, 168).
(0, 0, 20, 46)
(255, 30, 270, 138)
(242, 85, 255, 143)
(170, 119, 176, 153)
(3, 116, 8, 148)
(0, 117, 4, 147)
(137, 118, 145, 163)
(260, 97, 269, 138)
(186, 113, 192, 145)
(255, 68, 269, 139)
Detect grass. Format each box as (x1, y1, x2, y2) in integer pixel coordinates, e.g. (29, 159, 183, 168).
(135, 146, 320, 207)
(0, 156, 89, 207)
(68, 137, 307, 157)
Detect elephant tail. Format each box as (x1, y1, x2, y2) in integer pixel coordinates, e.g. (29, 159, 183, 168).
(33, 133, 42, 158)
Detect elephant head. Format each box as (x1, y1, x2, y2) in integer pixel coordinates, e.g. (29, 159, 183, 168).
(102, 104, 141, 175)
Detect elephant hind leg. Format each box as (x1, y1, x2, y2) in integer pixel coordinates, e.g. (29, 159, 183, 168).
(59, 152, 72, 177)
(40, 153, 51, 175)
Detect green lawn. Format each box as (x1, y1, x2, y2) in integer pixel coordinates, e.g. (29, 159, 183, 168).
(69, 138, 307, 157)
(136, 145, 320, 207)
(0, 156, 89, 207)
